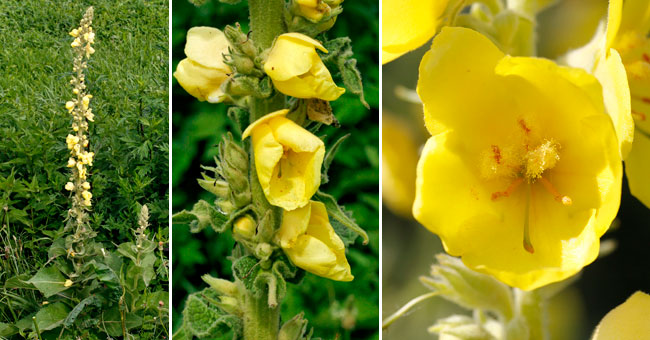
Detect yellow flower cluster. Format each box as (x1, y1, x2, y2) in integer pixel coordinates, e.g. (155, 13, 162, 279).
(175, 16, 352, 281)
(65, 7, 96, 212)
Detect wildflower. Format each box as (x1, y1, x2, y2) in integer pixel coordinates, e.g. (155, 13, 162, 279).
(66, 101, 75, 111)
(592, 291, 650, 340)
(382, 0, 450, 64)
(82, 95, 91, 109)
(242, 109, 325, 211)
(566, 0, 650, 207)
(66, 134, 79, 149)
(81, 190, 92, 201)
(70, 28, 79, 37)
(64, 279, 73, 287)
(71, 38, 81, 48)
(264, 33, 345, 101)
(67, 158, 76, 167)
(295, 0, 342, 22)
(275, 201, 353, 281)
(413, 27, 622, 290)
(173, 26, 232, 103)
(65, 182, 75, 191)
(233, 215, 256, 240)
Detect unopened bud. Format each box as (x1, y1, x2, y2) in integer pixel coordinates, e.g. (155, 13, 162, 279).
(197, 175, 230, 198)
(233, 215, 256, 240)
(224, 24, 258, 58)
(279, 312, 309, 340)
(201, 274, 239, 297)
(64, 279, 73, 287)
(255, 242, 273, 260)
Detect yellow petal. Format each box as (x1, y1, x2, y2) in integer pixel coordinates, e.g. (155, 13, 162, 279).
(276, 203, 312, 248)
(605, 0, 623, 51)
(279, 201, 353, 281)
(594, 49, 634, 158)
(382, 0, 449, 64)
(246, 111, 325, 211)
(173, 58, 229, 103)
(618, 0, 650, 37)
(382, 114, 418, 218)
(264, 33, 343, 101)
(418, 27, 514, 146)
(592, 291, 650, 340)
(185, 26, 231, 71)
(625, 130, 650, 208)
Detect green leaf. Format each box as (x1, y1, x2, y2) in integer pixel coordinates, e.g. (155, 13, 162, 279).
(34, 302, 71, 331)
(184, 289, 242, 339)
(172, 200, 228, 233)
(27, 266, 69, 298)
(322, 134, 349, 184)
(0, 322, 18, 337)
(101, 307, 144, 337)
(314, 191, 369, 246)
(4, 274, 36, 289)
(233, 255, 260, 291)
(47, 237, 67, 260)
(64, 296, 100, 327)
(172, 324, 193, 340)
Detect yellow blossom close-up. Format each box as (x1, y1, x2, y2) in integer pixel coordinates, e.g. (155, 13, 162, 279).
(242, 109, 325, 211)
(174, 26, 232, 103)
(275, 200, 353, 281)
(413, 27, 622, 291)
(264, 33, 345, 101)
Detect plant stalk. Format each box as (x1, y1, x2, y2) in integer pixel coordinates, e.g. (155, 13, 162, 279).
(248, 0, 285, 50)
(243, 290, 280, 340)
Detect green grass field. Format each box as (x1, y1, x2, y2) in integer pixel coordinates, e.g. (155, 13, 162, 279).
(0, 1, 169, 338)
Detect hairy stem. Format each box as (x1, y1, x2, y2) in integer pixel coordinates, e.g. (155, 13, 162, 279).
(248, 0, 285, 50)
(516, 289, 548, 340)
(243, 290, 280, 340)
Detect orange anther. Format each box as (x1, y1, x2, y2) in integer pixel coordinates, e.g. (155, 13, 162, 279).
(491, 178, 523, 201)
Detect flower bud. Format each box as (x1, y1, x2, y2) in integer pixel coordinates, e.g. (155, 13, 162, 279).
(201, 274, 239, 297)
(224, 24, 258, 58)
(64, 279, 73, 287)
(197, 175, 230, 198)
(233, 215, 256, 240)
(279, 312, 309, 340)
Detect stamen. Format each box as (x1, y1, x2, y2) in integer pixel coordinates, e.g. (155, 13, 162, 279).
(632, 110, 647, 121)
(491, 178, 523, 201)
(539, 177, 572, 206)
(523, 183, 534, 254)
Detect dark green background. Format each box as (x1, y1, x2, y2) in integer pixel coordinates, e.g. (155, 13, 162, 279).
(171, 1, 379, 339)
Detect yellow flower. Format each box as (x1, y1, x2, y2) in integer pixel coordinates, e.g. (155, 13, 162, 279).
(64, 279, 73, 287)
(242, 109, 325, 211)
(82, 182, 91, 190)
(65, 182, 75, 191)
(67, 158, 76, 168)
(264, 33, 345, 101)
(233, 215, 256, 240)
(382, 0, 450, 64)
(66, 134, 79, 149)
(173, 27, 232, 103)
(605, 0, 650, 208)
(65, 101, 75, 111)
(275, 200, 353, 281)
(295, 0, 342, 22)
(592, 291, 650, 340)
(413, 27, 622, 290)
(381, 113, 418, 219)
(82, 190, 92, 201)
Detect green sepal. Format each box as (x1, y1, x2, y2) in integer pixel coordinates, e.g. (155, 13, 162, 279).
(321, 133, 349, 184)
(233, 255, 261, 291)
(183, 288, 243, 339)
(233, 254, 301, 307)
(314, 191, 369, 246)
(279, 312, 313, 340)
(228, 106, 250, 135)
(320, 37, 368, 108)
(428, 315, 496, 340)
(172, 200, 228, 233)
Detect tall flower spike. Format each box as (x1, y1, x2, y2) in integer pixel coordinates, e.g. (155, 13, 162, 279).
(65, 7, 96, 237)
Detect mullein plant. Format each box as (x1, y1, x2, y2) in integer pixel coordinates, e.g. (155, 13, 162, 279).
(172, 0, 368, 339)
(0, 8, 169, 339)
(382, 0, 649, 339)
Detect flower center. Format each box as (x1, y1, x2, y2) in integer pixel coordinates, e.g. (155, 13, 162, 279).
(479, 118, 572, 253)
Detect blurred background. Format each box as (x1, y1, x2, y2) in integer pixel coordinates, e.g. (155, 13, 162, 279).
(171, 1, 379, 339)
(382, 0, 650, 339)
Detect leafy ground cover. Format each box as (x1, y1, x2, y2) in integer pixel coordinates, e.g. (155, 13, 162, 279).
(0, 1, 169, 338)
(171, 1, 379, 339)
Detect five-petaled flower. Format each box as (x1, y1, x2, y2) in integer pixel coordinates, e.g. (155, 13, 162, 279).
(174, 27, 232, 103)
(275, 200, 353, 281)
(264, 33, 345, 101)
(413, 27, 622, 290)
(242, 109, 325, 211)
